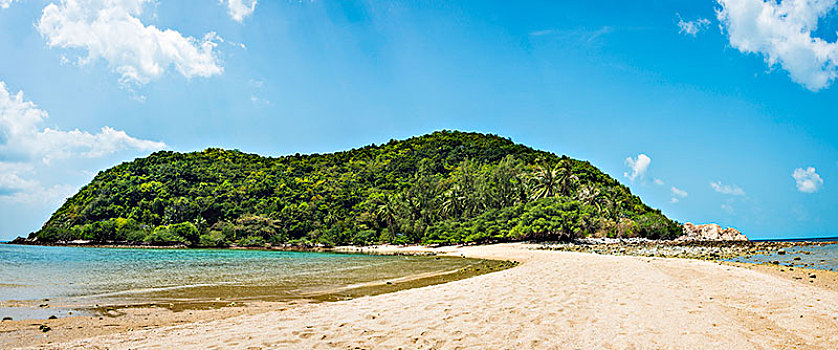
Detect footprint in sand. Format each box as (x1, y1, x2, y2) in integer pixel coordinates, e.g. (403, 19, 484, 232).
(298, 332, 314, 339)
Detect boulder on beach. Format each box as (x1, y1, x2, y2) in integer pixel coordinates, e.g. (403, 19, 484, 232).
(680, 223, 748, 241)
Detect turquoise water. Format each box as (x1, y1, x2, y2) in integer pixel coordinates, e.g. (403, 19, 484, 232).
(0, 244, 473, 320)
(727, 243, 838, 271)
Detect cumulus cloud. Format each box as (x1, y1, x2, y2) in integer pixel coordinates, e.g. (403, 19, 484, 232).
(710, 181, 746, 196)
(37, 0, 223, 86)
(624, 154, 651, 181)
(677, 15, 711, 36)
(716, 0, 838, 91)
(222, 0, 257, 22)
(653, 178, 665, 185)
(0, 81, 165, 202)
(670, 186, 688, 203)
(0, 81, 166, 163)
(792, 166, 823, 193)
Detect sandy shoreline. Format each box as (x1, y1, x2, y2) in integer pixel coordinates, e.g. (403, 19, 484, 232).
(7, 243, 838, 349)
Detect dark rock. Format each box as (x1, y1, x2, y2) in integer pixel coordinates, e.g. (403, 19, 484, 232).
(809, 273, 817, 279)
(39, 325, 51, 332)
(48, 315, 57, 320)
(2, 316, 11, 321)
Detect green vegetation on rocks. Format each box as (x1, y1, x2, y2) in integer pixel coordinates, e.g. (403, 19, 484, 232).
(30, 131, 681, 246)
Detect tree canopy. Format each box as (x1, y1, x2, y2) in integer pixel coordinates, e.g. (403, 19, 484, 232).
(32, 130, 681, 246)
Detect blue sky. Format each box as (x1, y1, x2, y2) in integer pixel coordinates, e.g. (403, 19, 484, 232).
(1, 0, 837, 240)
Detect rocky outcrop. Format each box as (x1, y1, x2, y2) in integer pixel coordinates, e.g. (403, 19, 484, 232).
(680, 223, 748, 241)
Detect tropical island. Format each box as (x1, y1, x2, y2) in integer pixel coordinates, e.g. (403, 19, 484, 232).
(17, 130, 682, 247)
(5, 131, 838, 350)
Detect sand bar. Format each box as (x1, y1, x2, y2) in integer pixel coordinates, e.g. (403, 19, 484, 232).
(15, 243, 838, 349)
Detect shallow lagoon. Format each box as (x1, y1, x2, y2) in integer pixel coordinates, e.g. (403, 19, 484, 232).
(0, 244, 496, 320)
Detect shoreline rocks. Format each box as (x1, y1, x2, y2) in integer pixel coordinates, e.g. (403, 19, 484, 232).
(534, 240, 808, 261)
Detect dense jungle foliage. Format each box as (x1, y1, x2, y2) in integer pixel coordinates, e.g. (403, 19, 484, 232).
(30, 131, 681, 246)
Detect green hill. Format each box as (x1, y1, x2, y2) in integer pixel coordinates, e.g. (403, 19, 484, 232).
(31, 130, 681, 246)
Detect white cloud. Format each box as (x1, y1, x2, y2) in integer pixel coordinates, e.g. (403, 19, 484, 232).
(0, 82, 166, 164)
(716, 0, 838, 91)
(792, 166, 823, 193)
(0, 163, 37, 196)
(653, 178, 665, 185)
(710, 181, 746, 195)
(721, 203, 735, 214)
(0, 81, 165, 203)
(248, 79, 270, 105)
(9, 184, 76, 204)
(0, 162, 74, 204)
(38, 0, 223, 86)
(527, 26, 613, 45)
(0, 0, 19, 9)
(624, 154, 651, 181)
(529, 29, 556, 37)
(249, 95, 271, 105)
(222, 0, 257, 22)
(677, 15, 711, 36)
(670, 186, 688, 203)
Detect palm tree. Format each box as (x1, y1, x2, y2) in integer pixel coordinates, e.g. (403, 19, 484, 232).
(576, 185, 613, 216)
(530, 161, 560, 200)
(439, 185, 465, 219)
(376, 195, 401, 234)
(556, 159, 578, 196)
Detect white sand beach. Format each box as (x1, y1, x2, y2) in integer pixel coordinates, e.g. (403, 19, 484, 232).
(20, 243, 838, 349)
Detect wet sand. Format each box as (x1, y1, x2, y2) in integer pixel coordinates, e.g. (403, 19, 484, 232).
(10, 243, 838, 349)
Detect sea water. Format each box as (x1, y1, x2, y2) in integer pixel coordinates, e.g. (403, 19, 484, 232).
(727, 243, 838, 271)
(0, 244, 481, 320)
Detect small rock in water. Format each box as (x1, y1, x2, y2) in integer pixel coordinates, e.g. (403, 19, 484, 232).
(39, 304, 48, 308)
(39, 325, 51, 332)
(809, 273, 817, 279)
(778, 249, 786, 255)
(793, 257, 801, 261)
(48, 315, 57, 320)
(2, 316, 12, 321)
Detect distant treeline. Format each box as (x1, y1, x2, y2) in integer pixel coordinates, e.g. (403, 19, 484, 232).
(32, 131, 681, 246)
